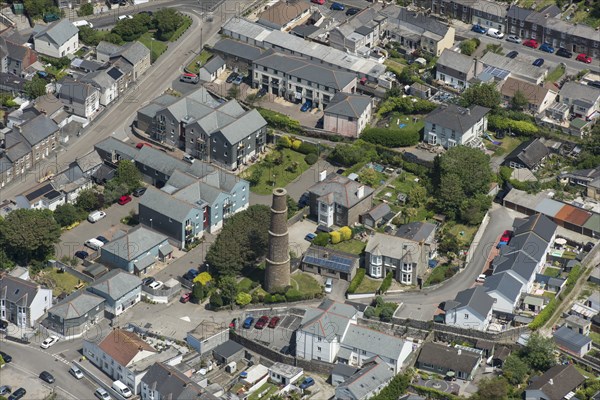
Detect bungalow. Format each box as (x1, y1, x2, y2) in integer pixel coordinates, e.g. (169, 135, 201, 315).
(268, 363, 303, 386)
(525, 364, 586, 400)
(443, 286, 495, 331)
(198, 56, 226, 83)
(553, 325, 592, 357)
(565, 314, 591, 336)
(503, 138, 549, 171)
(416, 342, 481, 380)
(301, 245, 359, 282)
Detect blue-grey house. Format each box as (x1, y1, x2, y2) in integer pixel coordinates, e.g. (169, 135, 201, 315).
(86, 270, 142, 317)
(43, 290, 105, 339)
(99, 226, 173, 274)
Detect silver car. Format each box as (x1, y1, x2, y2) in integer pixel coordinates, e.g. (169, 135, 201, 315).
(506, 35, 521, 44)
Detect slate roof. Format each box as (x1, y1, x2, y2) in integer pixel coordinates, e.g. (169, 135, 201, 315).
(526, 364, 585, 400)
(425, 104, 490, 134)
(213, 340, 244, 359)
(96, 41, 122, 56)
(48, 290, 104, 320)
(94, 136, 139, 161)
(483, 271, 522, 302)
(559, 81, 600, 106)
(202, 55, 225, 74)
(501, 77, 555, 107)
(142, 362, 203, 399)
(299, 300, 357, 337)
(254, 51, 357, 90)
(59, 78, 98, 103)
(332, 363, 358, 379)
(505, 138, 549, 169)
(140, 186, 203, 223)
(76, 150, 103, 173)
(448, 286, 494, 320)
(395, 222, 436, 242)
(364, 203, 391, 222)
(512, 213, 557, 243)
(34, 19, 78, 46)
(98, 328, 155, 367)
(365, 232, 424, 263)
(381, 6, 450, 39)
(212, 38, 264, 61)
(437, 49, 474, 74)
(325, 93, 372, 118)
(0, 275, 44, 307)
(101, 225, 168, 262)
(257, 0, 310, 28)
(417, 342, 480, 373)
(113, 41, 150, 66)
(342, 325, 410, 361)
(33, 94, 64, 116)
(18, 114, 59, 146)
(554, 325, 592, 351)
(87, 269, 142, 300)
(4, 132, 32, 163)
(336, 357, 393, 400)
(309, 173, 374, 208)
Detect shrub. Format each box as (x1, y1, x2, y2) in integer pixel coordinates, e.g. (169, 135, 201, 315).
(361, 127, 420, 148)
(380, 307, 394, 322)
(296, 142, 319, 155)
(330, 231, 341, 244)
(304, 153, 318, 165)
(379, 272, 393, 294)
(364, 306, 376, 318)
(193, 272, 212, 286)
(347, 269, 366, 294)
(291, 140, 302, 150)
(285, 288, 303, 302)
(339, 226, 353, 241)
(235, 292, 252, 306)
(277, 135, 292, 148)
(313, 232, 330, 246)
(209, 293, 223, 308)
(258, 108, 302, 133)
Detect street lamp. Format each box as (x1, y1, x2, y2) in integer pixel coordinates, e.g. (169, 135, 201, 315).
(149, 218, 153, 229)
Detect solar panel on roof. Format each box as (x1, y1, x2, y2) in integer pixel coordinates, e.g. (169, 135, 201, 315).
(304, 254, 354, 273)
(25, 183, 54, 201)
(483, 66, 510, 79)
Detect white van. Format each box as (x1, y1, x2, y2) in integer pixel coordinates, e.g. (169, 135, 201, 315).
(112, 380, 132, 398)
(73, 20, 93, 28)
(324, 278, 333, 293)
(180, 73, 199, 84)
(85, 238, 105, 251)
(88, 211, 106, 223)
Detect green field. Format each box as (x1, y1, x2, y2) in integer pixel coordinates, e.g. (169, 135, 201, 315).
(138, 33, 168, 63)
(242, 148, 311, 195)
(327, 239, 366, 255)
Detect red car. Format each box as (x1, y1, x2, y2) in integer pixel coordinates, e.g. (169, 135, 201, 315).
(576, 53, 592, 64)
(523, 39, 538, 48)
(311, 0, 325, 4)
(255, 316, 269, 329)
(180, 293, 191, 303)
(268, 316, 280, 328)
(118, 195, 132, 205)
(229, 319, 237, 329)
(136, 142, 152, 149)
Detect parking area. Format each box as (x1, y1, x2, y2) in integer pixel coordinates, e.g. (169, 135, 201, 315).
(257, 95, 323, 128)
(1, 362, 60, 400)
(236, 308, 306, 354)
(288, 219, 318, 257)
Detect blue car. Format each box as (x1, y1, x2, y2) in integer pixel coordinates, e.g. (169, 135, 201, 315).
(300, 100, 312, 112)
(233, 75, 244, 85)
(471, 24, 487, 34)
(331, 2, 344, 10)
(299, 377, 315, 390)
(539, 43, 554, 53)
(305, 233, 317, 241)
(243, 316, 254, 329)
(532, 58, 544, 67)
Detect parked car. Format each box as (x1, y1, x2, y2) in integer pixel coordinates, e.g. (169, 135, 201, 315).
(298, 193, 310, 207)
(523, 39, 539, 48)
(486, 28, 504, 39)
(576, 53, 592, 63)
(476, 274, 486, 283)
(471, 24, 487, 34)
(300, 100, 312, 112)
(299, 377, 315, 389)
(8, 388, 26, 400)
(226, 72, 238, 83)
(532, 58, 544, 67)
(0, 351, 12, 363)
(87, 210, 106, 223)
(316, 225, 333, 233)
(148, 281, 164, 290)
(268, 316, 280, 328)
(94, 388, 111, 400)
(118, 195, 132, 205)
(506, 35, 521, 44)
(501, 230, 512, 243)
(183, 268, 199, 280)
(0, 386, 11, 396)
(69, 365, 84, 379)
(118, 15, 133, 20)
(556, 48, 573, 58)
(74, 250, 89, 260)
(330, 2, 344, 10)
(539, 43, 554, 53)
(588, 81, 600, 89)
(39, 371, 55, 384)
(229, 318, 237, 329)
(180, 293, 192, 303)
(43, 14, 60, 22)
(135, 142, 152, 149)
(96, 235, 109, 244)
(324, 277, 333, 293)
(257, 87, 267, 97)
(346, 7, 360, 15)
(0, 320, 8, 331)
(132, 187, 146, 197)
(305, 233, 317, 241)
(255, 315, 269, 329)
(506, 50, 518, 59)
(40, 335, 59, 349)
(311, 0, 325, 4)
(243, 316, 255, 329)
(183, 154, 195, 164)
(233, 75, 244, 85)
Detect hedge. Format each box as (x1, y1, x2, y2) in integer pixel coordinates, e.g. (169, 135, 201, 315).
(347, 268, 366, 294)
(296, 142, 319, 155)
(379, 272, 393, 294)
(285, 288, 303, 302)
(258, 108, 302, 133)
(488, 115, 538, 136)
(412, 385, 461, 400)
(370, 373, 411, 400)
(304, 153, 318, 165)
(361, 127, 420, 148)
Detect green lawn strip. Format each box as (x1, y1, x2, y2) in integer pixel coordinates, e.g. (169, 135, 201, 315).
(237, 277, 255, 292)
(326, 239, 366, 255)
(355, 276, 381, 294)
(543, 267, 562, 278)
(291, 273, 322, 296)
(138, 33, 168, 63)
(546, 64, 566, 83)
(186, 50, 213, 74)
(242, 148, 310, 195)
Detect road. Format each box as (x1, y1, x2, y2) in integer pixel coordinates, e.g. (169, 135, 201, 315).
(0, 0, 253, 204)
(384, 204, 515, 320)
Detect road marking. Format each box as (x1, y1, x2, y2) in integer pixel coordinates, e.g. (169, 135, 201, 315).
(8, 362, 79, 400)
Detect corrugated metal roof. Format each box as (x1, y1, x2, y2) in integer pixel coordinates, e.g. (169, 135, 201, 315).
(583, 214, 600, 231)
(555, 205, 592, 226)
(534, 198, 564, 217)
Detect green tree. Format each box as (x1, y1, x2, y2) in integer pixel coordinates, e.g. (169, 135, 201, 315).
(193, 272, 212, 286)
(112, 17, 149, 41)
(459, 83, 502, 110)
(380, 307, 394, 322)
(439, 231, 460, 254)
(0, 248, 16, 271)
(53, 204, 83, 227)
(218, 276, 239, 306)
(359, 168, 380, 187)
(408, 185, 427, 208)
(511, 90, 529, 111)
(75, 188, 100, 212)
(104, 32, 123, 45)
(191, 283, 204, 303)
(153, 8, 182, 40)
(115, 160, 142, 191)
(312, 232, 330, 246)
(104, 180, 130, 204)
(277, 135, 292, 148)
(485, 43, 504, 55)
(286, 195, 298, 218)
(339, 226, 353, 241)
(459, 38, 478, 56)
(78, 25, 100, 46)
(77, 2, 93, 16)
(472, 377, 508, 400)
(235, 292, 252, 306)
(0, 209, 61, 264)
(328, 141, 377, 167)
(520, 333, 556, 372)
(209, 292, 223, 308)
(24, 76, 47, 99)
(502, 354, 529, 385)
(24, 0, 55, 19)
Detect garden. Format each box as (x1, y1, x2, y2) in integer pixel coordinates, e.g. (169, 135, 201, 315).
(185, 50, 213, 74)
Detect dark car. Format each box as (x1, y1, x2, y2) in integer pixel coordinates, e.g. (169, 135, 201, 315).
(226, 72, 238, 83)
(268, 316, 280, 328)
(255, 315, 269, 329)
(471, 24, 487, 34)
(300, 100, 312, 112)
(257, 87, 267, 97)
(43, 14, 60, 22)
(74, 250, 89, 260)
(8, 388, 26, 400)
(299, 377, 315, 389)
(132, 187, 146, 197)
(39, 371, 55, 384)
(142, 277, 155, 286)
(96, 236, 109, 244)
(183, 268, 199, 281)
(0, 351, 12, 363)
(298, 193, 310, 207)
(243, 316, 254, 329)
(588, 81, 600, 89)
(506, 50, 518, 59)
(330, 2, 344, 10)
(556, 47, 572, 58)
(0, 320, 8, 331)
(346, 7, 360, 15)
(316, 225, 333, 233)
(532, 58, 544, 67)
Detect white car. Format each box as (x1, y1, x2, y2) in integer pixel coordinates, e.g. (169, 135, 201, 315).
(506, 35, 521, 44)
(476, 274, 487, 283)
(118, 15, 133, 20)
(486, 28, 504, 39)
(148, 281, 164, 290)
(87, 210, 106, 223)
(40, 335, 59, 349)
(324, 278, 333, 294)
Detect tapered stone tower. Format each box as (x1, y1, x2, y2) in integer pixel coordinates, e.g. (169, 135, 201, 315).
(265, 187, 291, 293)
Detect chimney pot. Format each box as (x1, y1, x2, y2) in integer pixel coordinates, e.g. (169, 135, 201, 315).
(319, 170, 327, 181)
(357, 185, 365, 199)
(549, 379, 553, 385)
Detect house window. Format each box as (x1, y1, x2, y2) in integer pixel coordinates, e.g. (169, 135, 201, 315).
(464, 313, 469, 319)
(317, 347, 322, 351)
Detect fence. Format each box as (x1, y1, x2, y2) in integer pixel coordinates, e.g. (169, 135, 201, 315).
(50, 260, 94, 283)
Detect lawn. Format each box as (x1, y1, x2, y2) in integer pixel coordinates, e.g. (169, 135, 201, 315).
(291, 273, 322, 297)
(543, 267, 562, 278)
(38, 267, 85, 296)
(425, 263, 456, 286)
(248, 383, 278, 400)
(354, 276, 381, 294)
(138, 33, 168, 63)
(384, 59, 405, 76)
(385, 112, 425, 139)
(546, 64, 566, 83)
(568, 7, 600, 28)
(448, 224, 478, 247)
(237, 277, 256, 292)
(484, 134, 523, 156)
(327, 239, 367, 255)
(590, 331, 600, 346)
(186, 50, 213, 74)
(241, 148, 311, 195)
